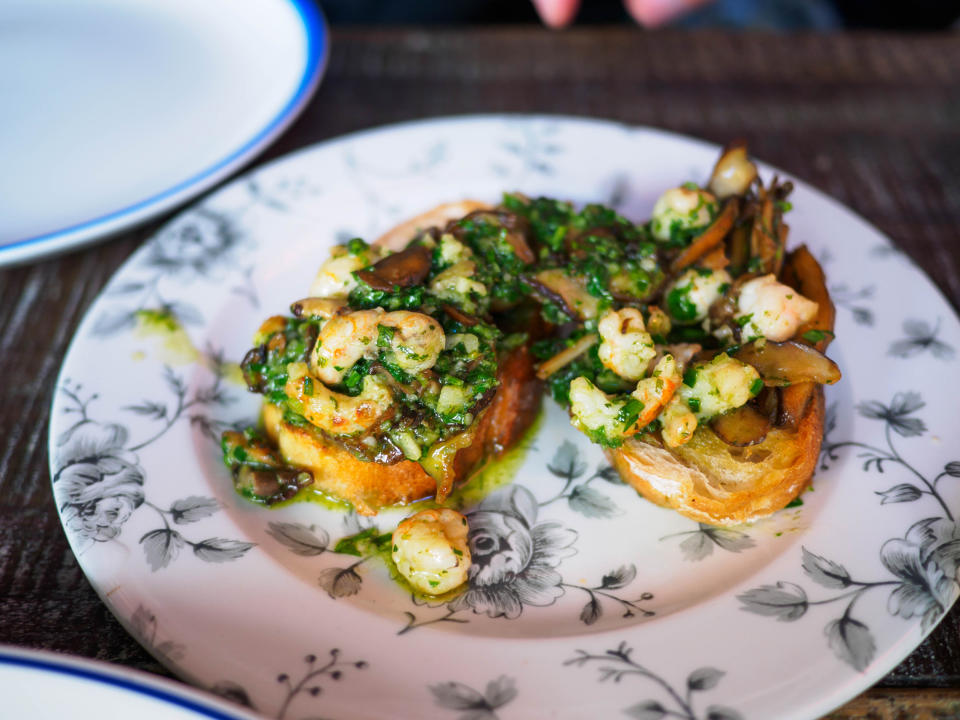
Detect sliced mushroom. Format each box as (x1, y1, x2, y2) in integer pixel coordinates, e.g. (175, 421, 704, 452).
(669, 197, 740, 273)
(356, 243, 432, 291)
(458, 210, 536, 264)
(710, 404, 771, 446)
(526, 269, 599, 320)
(233, 465, 313, 505)
(708, 141, 758, 199)
(749, 189, 780, 276)
(735, 340, 841, 387)
(240, 346, 267, 392)
(778, 382, 815, 430)
(779, 245, 836, 352)
(442, 303, 479, 326)
(536, 333, 598, 380)
(290, 297, 346, 319)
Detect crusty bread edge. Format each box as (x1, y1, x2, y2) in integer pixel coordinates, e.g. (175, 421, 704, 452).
(376, 200, 491, 251)
(607, 387, 824, 526)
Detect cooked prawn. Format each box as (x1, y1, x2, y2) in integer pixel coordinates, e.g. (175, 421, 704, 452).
(311, 309, 444, 385)
(392, 508, 471, 595)
(628, 353, 682, 430)
(597, 308, 656, 382)
(285, 362, 392, 436)
(737, 274, 818, 342)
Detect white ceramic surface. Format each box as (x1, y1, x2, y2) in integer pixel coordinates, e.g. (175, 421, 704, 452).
(0, 0, 326, 265)
(49, 116, 960, 720)
(0, 646, 262, 719)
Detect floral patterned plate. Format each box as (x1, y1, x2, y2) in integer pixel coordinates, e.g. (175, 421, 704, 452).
(50, 116, 960, 720)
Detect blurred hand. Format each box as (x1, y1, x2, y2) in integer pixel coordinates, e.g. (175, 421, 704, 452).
(532, 0, 712, 27)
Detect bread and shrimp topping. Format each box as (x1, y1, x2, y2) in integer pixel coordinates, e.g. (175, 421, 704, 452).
(222, 144, 840, 519)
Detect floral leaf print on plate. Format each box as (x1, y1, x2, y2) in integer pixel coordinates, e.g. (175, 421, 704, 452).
(431, 675, 517, 720)
(53, 372, 253, 569)
(93, 207, 248, 338)
(660, 524, 757, 562)
(829, 283, 875, 327)
(275, 650, 369, 720)
(741, 391, 960, 670)
(541, 441, 622, 519)
(888, 318, 955, 360)
(565, 642, 742, 720)
(129, 605, 185, 668)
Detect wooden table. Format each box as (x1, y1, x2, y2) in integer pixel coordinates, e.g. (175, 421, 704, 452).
(1, 27, 958, 719)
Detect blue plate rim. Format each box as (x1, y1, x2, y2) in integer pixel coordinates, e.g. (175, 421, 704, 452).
(0, 0, 328, 266)
(0, 647, 254, 719)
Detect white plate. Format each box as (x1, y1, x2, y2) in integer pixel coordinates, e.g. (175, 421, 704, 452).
(0, 646, 261, 719)
(49, 116, 960, 720)
(0, 0, 326, 266)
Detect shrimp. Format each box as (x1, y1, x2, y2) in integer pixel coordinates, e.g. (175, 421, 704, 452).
(628, 353, 682, 429)
(660, 395, 699, 448)
(663, 267, 732, 325)
(736, 274, 818, 342)
(309, 243, 387, 299)
(568, 354, 682, 444)
(678, 353, 760, 419)
(597, 308, 657, 382)
(312, 309, 384, 385)
(392, 508, 471, 595)
(379, 310, 446, 374)
(285, 362, 393, 436)
(311, 309, 445, 384)
(650, 187, 717, 242)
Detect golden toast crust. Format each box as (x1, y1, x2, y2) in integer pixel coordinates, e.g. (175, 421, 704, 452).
(608, 388, 823, 526)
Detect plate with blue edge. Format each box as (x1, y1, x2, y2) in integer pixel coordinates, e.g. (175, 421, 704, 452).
(49, 115, 960, 720)
(0, 0, 327, 266)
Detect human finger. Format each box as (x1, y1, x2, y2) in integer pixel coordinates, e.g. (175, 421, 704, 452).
(623, 0, 711, 26)
(531, 0, 581, 28)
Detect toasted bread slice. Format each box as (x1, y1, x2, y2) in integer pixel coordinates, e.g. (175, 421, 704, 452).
(376, 200, 491, 251)
(608, 387, 823, 526)
(263, 344, 542, 515)
(263, 199, 541, 515)
(607, 245, 833, 526)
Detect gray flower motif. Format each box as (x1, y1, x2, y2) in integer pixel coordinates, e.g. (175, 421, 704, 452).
(857, 392, 926, 437)
(448, 486, 577, 619)
(318, 565, 363, 599)
(889, 319, 954, 361)
(882, 542, 954, 630)
(146, 207, 242, 278)
(53, 420, 144, 549)
(882, 518, 960, 630)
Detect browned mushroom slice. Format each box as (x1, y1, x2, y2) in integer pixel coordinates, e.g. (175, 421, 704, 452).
(669, 197, 740, 273)
(535, 334, 598, 380)
(356, 244, 432, 291)
(290, 297, 346, 319)
(780, 245, 836, 352)
(749, 189, 780, 276)
(735, 340, 841, 387)
(710, 404, 771, 446)
(233, 465, 313, 505)
(442, 303, 479, 326)
(458, 210, 536, 264)
(708, 141, 758, 199)
(526, 269, 599, 320)
(726, 218, 751, 273)
(778, 382, 815, 430)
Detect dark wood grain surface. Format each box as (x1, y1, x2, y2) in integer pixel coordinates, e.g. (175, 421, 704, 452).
(1, 27, 958, 718)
